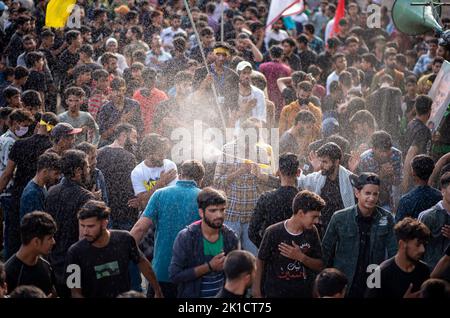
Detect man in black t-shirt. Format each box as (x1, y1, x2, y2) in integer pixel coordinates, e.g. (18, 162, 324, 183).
(249, 153, 300, 248)
(66, 200, 162, 298)
(402, 95, 433, 192)
(366, 217, 431, 298)
(253, 190, 325, 298)
(5, 212, 57, 296)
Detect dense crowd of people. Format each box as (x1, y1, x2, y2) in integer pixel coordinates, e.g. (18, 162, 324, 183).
(0, 0, 449, 299)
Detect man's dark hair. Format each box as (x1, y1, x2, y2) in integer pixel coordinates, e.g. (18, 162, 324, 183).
(440, 172, 450, 189)
(65, 30, 81, 45)
(72, 65, 91, 80)
(200, 26, 214, 37)
(420, 279, 450, 298)
(21, 90, 42, 108)
(3, 86, 21, 99)
(117, 291, 147, 298)
(223, 250, 256, 280)
(292, 190, 325, 214)
(349, 110, 377, 130)
(394, 217, 430, 244)
(61, 150, 87, 178)
(111, 77, 126, 91)
(371, 130, 392, 150)
(304, 23, 315, 34)
(140, 133, 169, 157)
(269, 45, 283, 59)
(346, 97, 366, 117)
(297, 34, 309, 45)
(113, 123, 136, 140)
(100, 51, 118, 66)
(279, 153, 300, 177)
(92, 69, 109, 81)
(64, 86, 86, 99)
(173, 36, 187, 52)
(433, 56, 445, 65)
(78, 200, 111, 220)
(317, 142, 342, 161)
(415, 95, 433, 115)
(142, 67, 157, 82)
(93, 8, 107, 20)
(25, 51, 44, 68)
(411, 155, 435, 181)
(40, 112, 59, 127)
(14, 66, 29, 80)
(314, 268, 348, 297)
(345, 36, 359, 45)
(37, 152, 61, 172)
(75, 142, 96, 156)
(297, 80, 313, 92)
(197, 187, 227, 211)
(20, 211, 57, 245)
(326, 134, 350, 154)
(361, 53, 377, 67)
(130, 26, 143, 40)
(125, 10, 138, 22)
(9, 285, 47, 298)
(180, 160, 205, 182)
(294, 110, 316, 125)
(281, 38, 296, 47)
(80, 44, 94, 58)
(9, 108, 34, 124)
(332, 52, 346, 63)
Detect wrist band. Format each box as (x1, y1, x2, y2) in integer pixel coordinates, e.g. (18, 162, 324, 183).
(207, 261, 213, 271)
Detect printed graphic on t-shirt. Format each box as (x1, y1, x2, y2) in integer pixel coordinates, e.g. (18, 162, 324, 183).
(94, 261, 120, 279)
(143, 178, 158, 191)
(278, 243, 311, 281)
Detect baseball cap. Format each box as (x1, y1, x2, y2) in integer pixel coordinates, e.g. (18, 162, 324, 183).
(350, 172, 380, 190)
(51, 123, 82, 139)
(236, 61, 252, 73)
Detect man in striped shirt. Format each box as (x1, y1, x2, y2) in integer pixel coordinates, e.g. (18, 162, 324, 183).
(88, 69, 110, 120)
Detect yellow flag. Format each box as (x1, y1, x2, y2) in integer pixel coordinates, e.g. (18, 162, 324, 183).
(45, 0, 77, 28)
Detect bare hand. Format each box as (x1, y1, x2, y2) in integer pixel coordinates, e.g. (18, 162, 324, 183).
(308, 150, 321, 172)
(201, 74, 214, 89)
(128, 197, 140, 209)
(209, 252, 225, 271)
(348, 150, 361, 172)
(278, 241, 306, 262)
(158, 169, 177, 187)
(442, 225, 450, 239)
(403, 283, 420, 298)
(242, 98, 257, 112)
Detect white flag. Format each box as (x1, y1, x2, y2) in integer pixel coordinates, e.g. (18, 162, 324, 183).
(266, 0, 304, 28)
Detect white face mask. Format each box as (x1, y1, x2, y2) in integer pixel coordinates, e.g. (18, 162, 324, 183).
(15, 126, 29, 137)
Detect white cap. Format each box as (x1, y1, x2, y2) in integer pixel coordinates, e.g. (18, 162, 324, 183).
(106, 37, 118, 46)
(236, 61, 253, 73)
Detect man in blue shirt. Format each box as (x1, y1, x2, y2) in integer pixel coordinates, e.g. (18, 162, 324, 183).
(130, 160, 205, 298)
(396, 155, 442, 223)
(20, 152, 61, 219)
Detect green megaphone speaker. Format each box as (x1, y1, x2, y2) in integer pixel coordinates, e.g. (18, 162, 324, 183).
(392, 0, 443, 35)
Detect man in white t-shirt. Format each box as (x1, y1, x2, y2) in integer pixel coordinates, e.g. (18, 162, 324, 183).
(130, 133, 178, 211)
(160, 14, 187, 50)
(234, 61, 266, 131)
(264, 19, 289, 49)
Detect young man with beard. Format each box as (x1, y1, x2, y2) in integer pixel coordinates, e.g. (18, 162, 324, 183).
(45, 150, 94, 298)
(45, 123, 81, 156)
(215, 250, 256, 298)
(322, 173, 397, 298)
(370, 49, 405, 94)
(97, 124, 138, 231)
(298, 142, 355, 236)
(366, 217, 431, 298)
(5, 211, 57, 296)
(418, 172, 450, 269)
(252, 190, 325, 298)
(19, 153, 61, 219)
(233, 61, 266, 130)
(169, 187, 239, 298)
(66, 200, 162, 298)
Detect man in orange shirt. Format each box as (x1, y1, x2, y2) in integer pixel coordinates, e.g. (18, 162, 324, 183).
(133, 68, 168, 134)
(278, 81, 322, 138)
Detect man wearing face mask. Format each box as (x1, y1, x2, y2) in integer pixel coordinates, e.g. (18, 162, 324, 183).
(0, 109, 34, 259)
(96, 124, 138, 231)
(279, 81, 322, 136)
(298, 142, 355, 237)
(45, 150, 94, 298)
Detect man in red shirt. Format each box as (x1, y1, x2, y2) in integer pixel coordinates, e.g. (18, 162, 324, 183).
(132, 68, 168, 134)
(258, 46, 292, 120)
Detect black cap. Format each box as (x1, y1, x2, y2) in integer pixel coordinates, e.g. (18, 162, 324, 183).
(350, 172, 380, 190)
